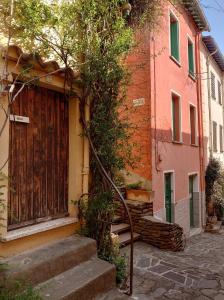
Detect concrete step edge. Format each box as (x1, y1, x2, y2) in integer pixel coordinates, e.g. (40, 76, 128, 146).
(119, 232, 140, 246)
(111, 223, 130, 234)
(1, 235, 97, 285)
(37, 257, 116, 300)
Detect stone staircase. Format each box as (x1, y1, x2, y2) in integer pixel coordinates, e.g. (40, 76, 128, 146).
(0, 235, 116, 300)
(111, 216, 140, 247)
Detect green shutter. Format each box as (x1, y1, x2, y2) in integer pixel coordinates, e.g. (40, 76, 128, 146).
(170, 20, 179, 61)
(188, 42, 194, 75)
(172, 98, 176, 140)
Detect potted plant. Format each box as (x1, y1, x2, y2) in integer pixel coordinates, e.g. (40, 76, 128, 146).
(126, 181, 151, 202)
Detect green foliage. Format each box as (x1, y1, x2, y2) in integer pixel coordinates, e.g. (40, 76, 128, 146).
(205, 158, 221, 202)
(112, 254, 127, 284)
(0, 280, 42, 300)
(0, 0, 166, 277)
(126, 181, 143, 190)
(205, 158, 224, 218)
(100, 235, 127, 284)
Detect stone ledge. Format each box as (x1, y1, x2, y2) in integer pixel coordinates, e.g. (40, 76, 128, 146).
(1, 217, 78, 242)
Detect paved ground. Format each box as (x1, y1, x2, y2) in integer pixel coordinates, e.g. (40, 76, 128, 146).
(119, 230, 224, 300)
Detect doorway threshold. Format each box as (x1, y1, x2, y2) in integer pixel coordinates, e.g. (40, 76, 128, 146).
(1, 217, 78, 242)
(189, 227, 202, 238)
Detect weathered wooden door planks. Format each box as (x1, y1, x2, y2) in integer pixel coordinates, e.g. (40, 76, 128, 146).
(8, 85, 69, 230)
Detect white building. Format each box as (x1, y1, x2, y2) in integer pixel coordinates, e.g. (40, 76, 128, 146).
(201, 36, 224, 166)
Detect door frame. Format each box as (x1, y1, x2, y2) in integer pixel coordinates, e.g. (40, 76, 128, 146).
(8, 86, 69, 230)
(163, 170, 175, 222)
(188, 172, 199, 228)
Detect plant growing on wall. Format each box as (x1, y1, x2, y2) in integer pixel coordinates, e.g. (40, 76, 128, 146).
(0, 0, 178, 285)
(205, 158, 223, 217)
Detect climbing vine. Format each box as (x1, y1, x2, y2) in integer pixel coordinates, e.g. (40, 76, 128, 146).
(0, 0, 177, 266)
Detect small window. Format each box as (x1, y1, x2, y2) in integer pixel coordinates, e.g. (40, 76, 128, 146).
(213, 121, 217, 152)
(190, 105, 196, 145)
(220, 125, 223, 152)
(211, 72, 216, 99)
(188, 39, 194, 76)
(170, 13, 180, 62)
(218, 81, 222, 105)
(172, 94, 181, 142)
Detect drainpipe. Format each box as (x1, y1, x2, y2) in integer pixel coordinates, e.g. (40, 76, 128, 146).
(82, 99, 90, 196)
(206, 49, 218, 159)
(195, 32, 206, 227)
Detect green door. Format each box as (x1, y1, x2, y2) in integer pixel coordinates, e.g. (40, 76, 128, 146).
(189, 176, 194, 227)
(165, 173, 172, 223)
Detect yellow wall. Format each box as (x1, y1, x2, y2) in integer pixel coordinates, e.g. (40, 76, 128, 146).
(0, 223, 80, 258)
(0, 46, 88, 257)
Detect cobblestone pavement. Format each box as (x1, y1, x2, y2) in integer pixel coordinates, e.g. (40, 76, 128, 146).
(121, 230, 224, 300)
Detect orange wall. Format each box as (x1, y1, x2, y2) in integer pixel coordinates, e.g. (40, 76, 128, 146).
(126, 2, 203, 213)
(151, 3, 202, 212)
(125, 30, 152, 184)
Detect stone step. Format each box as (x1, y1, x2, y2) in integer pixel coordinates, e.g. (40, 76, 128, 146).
(0, 235, 96, 285)
(119, 232, 140, 246)
(111, 223, 130, 234)
(37, 257, 116, 300)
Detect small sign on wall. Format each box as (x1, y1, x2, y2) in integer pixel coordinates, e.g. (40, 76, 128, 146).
(10, 115, 30, 124)
(133, 98, 145, 107)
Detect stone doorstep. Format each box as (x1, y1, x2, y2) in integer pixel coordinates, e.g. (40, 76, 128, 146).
(190, 227, 203, 238)
(36, 257, 116, 300)
(1, 217, 78, 242)
(1, 235, 97, 286)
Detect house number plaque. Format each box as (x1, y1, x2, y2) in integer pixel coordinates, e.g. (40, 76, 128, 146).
(10, 115, 30, 124)
(133, 98, 145, 107)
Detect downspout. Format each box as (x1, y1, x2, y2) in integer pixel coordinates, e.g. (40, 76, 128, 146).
(152, 34, 160, 173)
(195, 32, 205, 227)
(82, 99, 90, 196)
(206, 49, 218, 158)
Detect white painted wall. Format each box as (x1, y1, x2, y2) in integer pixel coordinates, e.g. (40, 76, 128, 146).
(200, 42, 224, 167)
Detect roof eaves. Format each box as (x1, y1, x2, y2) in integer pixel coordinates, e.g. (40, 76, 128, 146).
(202, 36, 224, 72)
(183, 0, 211, 32)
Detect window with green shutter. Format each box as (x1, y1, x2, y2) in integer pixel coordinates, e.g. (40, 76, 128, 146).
(172, 94, 181, 142)
(170, 13, 180, 62)
(188, 40, 194, 76)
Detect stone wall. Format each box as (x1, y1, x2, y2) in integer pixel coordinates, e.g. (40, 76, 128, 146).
(115, 200, 153, 232)
(139, 216, 184, 251)
(116, 200, 184, 251)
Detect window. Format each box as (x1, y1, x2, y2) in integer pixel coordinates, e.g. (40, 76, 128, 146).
(172, 94, 181, 142)
(220, 125, 223, 152)
(213, 121, 217, 152)
(188, 39, 194, 76)
(211, 72, 216, 99)
(218, 80, 222, 105)
(170, 13, 180, 62)
(190, 105, 196, 145)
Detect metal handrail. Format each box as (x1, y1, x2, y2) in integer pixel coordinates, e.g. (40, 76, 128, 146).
(80, 104, 134, 296)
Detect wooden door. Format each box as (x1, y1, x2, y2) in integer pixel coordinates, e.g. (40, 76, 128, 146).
(8, 85, 69, 230)
(189, 176, 194, 228)
(165, 173, 172, 223)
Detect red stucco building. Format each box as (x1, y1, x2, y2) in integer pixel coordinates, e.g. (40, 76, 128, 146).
(126, 0, 210, 236)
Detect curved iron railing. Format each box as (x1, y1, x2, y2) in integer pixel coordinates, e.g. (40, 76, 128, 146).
(80, 104, 134, 296)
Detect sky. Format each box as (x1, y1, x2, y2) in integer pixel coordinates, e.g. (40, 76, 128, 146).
(200, 0, 224, 54)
